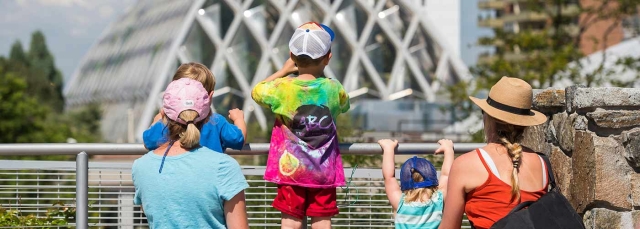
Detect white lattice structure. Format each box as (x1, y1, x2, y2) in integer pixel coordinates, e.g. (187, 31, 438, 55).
(64, 0, 470, 142)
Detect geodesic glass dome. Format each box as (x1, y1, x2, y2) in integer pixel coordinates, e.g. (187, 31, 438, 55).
(64, 0, 470, 142)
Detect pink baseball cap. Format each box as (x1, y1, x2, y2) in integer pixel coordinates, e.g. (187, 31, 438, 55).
(162, 78, 211, 125)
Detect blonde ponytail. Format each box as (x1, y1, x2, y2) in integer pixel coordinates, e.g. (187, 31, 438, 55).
(403, 169, 439, 203)
(166, 110, 204, 149)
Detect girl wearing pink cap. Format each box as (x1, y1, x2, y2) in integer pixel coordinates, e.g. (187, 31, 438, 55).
(132, 78, 249, 229)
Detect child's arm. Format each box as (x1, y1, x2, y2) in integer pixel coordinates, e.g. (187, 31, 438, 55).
(434, 139, 454, 199)
(338, 86, 350, 113)
(149, 109, 164, 128)
(228, 108, 247, 144)
(378, 139, 402, 211)
(262, 58, 297, 82)
(252, 58, 296, 108)
(152, 113, 162, 124)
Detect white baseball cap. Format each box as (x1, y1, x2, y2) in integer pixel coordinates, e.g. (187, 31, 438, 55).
(288, 22, 335, 59)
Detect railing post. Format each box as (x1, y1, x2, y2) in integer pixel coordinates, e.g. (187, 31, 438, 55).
(76, 152, 88, 229)
(302, 217, 307, 228)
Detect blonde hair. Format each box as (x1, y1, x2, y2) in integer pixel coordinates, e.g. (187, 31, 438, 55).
(486, 115, 526, 202)
(165, 110, 210, 149)
(172, 62, 215, 93)
(403, 170, 439, 203)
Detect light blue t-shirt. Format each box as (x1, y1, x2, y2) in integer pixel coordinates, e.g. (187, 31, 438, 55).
(143, 114, 244, 152)
(132, 147, 249, 229)
(395, 190, 444, 229)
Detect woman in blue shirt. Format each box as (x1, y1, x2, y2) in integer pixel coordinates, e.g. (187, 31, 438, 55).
(132, 78, 249, 229)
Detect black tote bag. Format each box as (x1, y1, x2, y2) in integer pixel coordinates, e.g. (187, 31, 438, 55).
(489, 155, 585, 229)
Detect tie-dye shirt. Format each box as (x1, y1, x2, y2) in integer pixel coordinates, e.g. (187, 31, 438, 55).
(252, 77, 350, 188)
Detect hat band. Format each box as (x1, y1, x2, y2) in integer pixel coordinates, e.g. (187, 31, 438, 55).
(486, 97, 534, 116)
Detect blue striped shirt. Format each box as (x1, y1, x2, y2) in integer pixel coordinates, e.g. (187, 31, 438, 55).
(395, 190, 444, 229)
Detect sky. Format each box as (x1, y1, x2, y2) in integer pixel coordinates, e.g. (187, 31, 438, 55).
(0, 0, 135, 82)
(0, 0, 490, 82)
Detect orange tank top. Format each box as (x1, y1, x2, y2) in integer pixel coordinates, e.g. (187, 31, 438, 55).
(464, 149, 548, 229)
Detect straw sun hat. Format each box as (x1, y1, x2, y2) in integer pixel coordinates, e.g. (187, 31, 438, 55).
(469, 76, 547, 127)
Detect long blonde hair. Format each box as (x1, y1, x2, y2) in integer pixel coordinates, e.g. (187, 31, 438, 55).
(485, 115, 526, 202)
(172, 62, 215, 93)
(404, 171, 439, 203)
(165, 110, 210, 149)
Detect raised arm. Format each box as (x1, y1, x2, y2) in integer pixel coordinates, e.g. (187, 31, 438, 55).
(262, 58, 298, 82)
(252, 59, 297, 108)
(228, 108, 247, 143)
(378, 139, 402, 211)
(434, 139, 454, 199)
(151, 109, 164, 125)
(224, 191, 249, 229)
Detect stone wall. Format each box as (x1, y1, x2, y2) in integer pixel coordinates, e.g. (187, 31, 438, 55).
(523, 86, 640, 229)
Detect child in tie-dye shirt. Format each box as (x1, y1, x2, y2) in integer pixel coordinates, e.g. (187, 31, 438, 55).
(251, 22, 349, 229)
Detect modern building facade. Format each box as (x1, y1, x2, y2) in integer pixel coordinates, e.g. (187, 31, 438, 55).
(64, 0, 470, 143)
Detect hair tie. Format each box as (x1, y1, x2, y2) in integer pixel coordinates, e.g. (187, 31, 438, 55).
(512, 160, 520, 168)
(186, 121, 194, 125)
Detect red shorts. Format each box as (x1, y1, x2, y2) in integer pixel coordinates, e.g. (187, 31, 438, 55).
(272, 184, 338, 219)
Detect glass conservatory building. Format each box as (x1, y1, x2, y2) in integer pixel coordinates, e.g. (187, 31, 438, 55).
(63, 0, 470, 142)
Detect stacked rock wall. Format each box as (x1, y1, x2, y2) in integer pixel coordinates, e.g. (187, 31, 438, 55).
(524, 86, 640, 228)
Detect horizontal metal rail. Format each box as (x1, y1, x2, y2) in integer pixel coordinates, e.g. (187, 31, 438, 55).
(0, 143, 484, 156)
(0, 143, 483, 228)
(0, 160, 471, 228)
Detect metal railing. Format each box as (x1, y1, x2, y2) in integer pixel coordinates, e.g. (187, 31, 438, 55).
(0, 143, 483, 228)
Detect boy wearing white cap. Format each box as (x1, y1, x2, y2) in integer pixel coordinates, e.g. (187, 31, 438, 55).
(252, 22, 350, 229)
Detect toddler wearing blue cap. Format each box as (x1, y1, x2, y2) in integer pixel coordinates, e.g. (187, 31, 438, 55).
(378, 139, 455, 229)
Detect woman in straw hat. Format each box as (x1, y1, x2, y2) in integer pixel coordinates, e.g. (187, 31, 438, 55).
(438, 77, 549, 229)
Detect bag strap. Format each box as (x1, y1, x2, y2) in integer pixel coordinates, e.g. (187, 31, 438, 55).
(508, 200, 535, 214)
(537, 153, 557, 192)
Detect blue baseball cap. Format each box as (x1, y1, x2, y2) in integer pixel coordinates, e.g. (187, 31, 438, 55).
(400, 156, 438, 191)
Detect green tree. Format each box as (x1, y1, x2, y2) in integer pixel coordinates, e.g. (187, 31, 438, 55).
(26, 31, 65, 112)
(0, 31, 103, 227)
(9, 41, 28, 65)
(447, 0, 640, 122)
(0, 62, 50, 143)
(0, 31, 103, 145)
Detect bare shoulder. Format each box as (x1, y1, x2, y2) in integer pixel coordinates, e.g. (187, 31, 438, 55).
(451, 150, 483, 172)
(451, 150, 489, 192)
(454, 150, 480, 163)
(521, 146, 543, 159)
